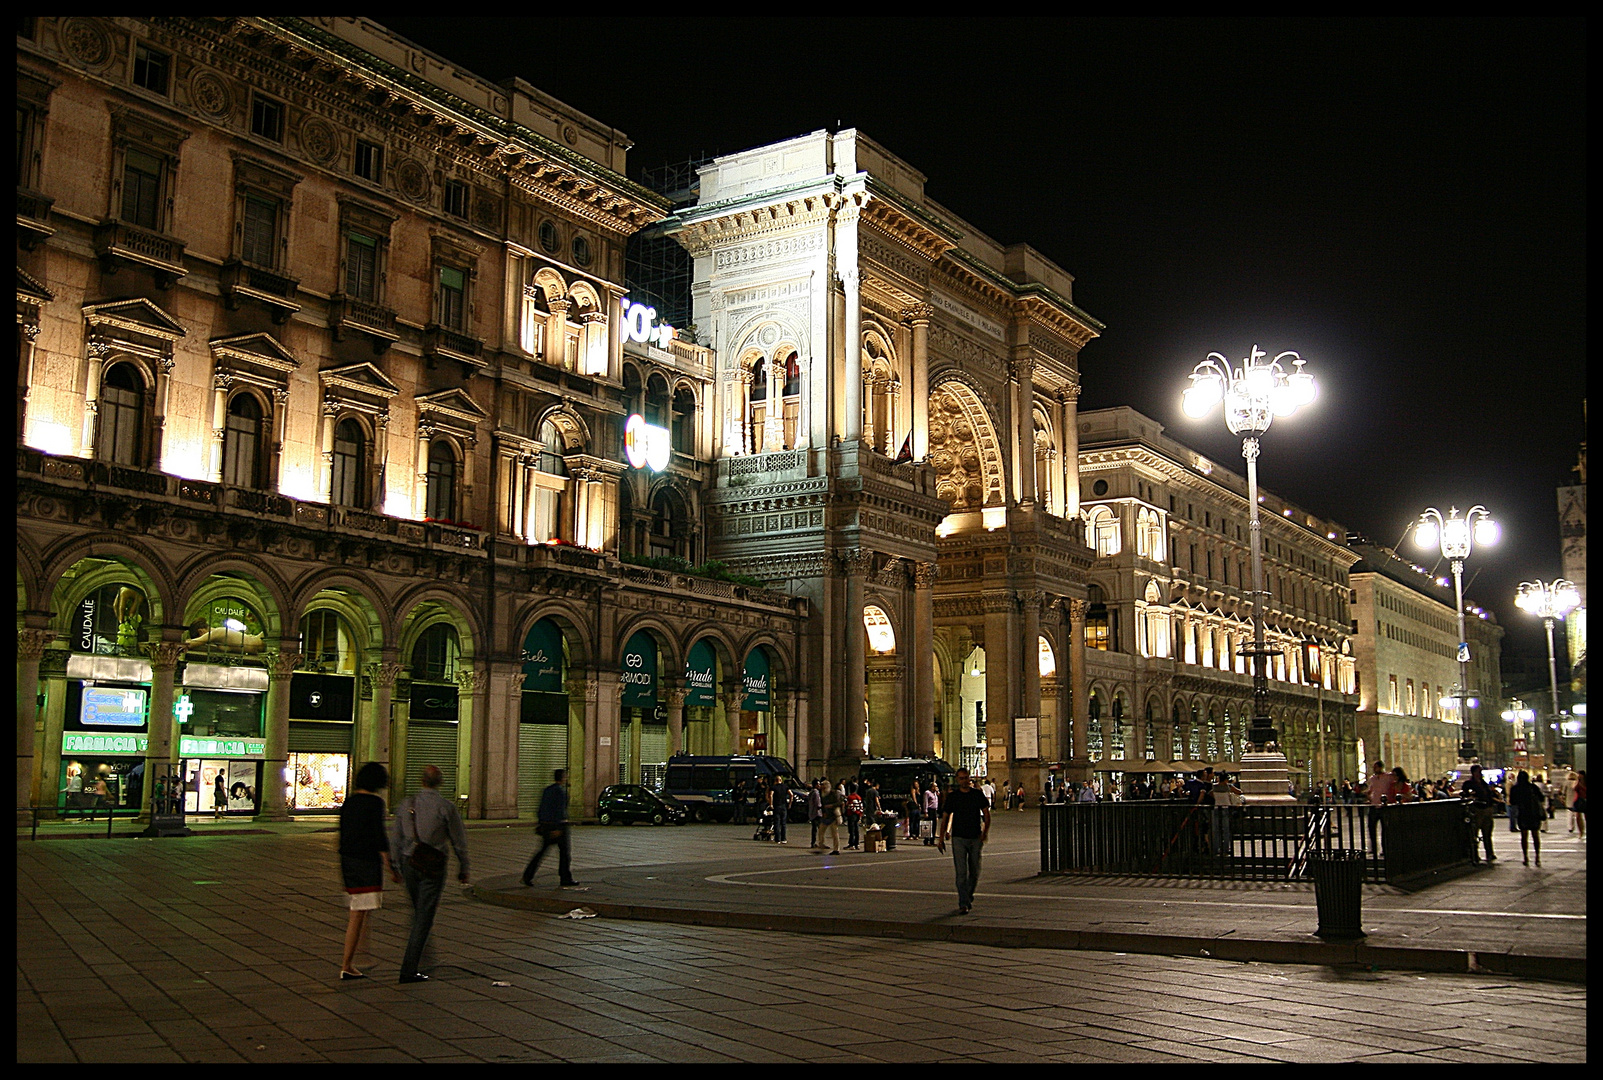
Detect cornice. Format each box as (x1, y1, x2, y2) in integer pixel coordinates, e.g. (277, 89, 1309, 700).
(673, 193, 835, 257)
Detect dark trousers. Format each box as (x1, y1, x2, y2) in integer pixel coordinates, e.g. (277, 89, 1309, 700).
(523, 824, 574, 885)
(772, 806, 787, 842)
(1471, 808, 1496, 861)
(846, 815, 859, 847)
(732, 798, 746, 825)
(400, 856, 445, 978)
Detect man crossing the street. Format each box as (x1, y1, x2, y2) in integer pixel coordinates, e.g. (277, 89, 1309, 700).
(935, 768, 991, 915)
(521, 769, 579, 887)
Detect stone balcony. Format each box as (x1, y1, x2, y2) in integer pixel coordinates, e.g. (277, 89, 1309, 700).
(221, 259, 300, 323)
(92, 219, 187, 287)
(329, 293, 400, 349)
(17, 188, 54, 249)
(424, 323, 487, 376)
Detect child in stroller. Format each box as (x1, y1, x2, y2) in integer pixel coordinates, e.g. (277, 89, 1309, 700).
(752, 803, 776, 841)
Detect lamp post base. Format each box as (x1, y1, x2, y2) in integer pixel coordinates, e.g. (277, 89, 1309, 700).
(1239, 750, 1298, 804)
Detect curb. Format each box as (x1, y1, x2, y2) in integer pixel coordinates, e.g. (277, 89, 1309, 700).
(470, 885, 1585, 984)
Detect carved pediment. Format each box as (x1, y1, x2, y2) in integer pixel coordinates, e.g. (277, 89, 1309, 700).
(320, 361, 400, 405)
(18, 267, 53, 306)
(415, 386, 490, 432)
(83, 297, 186, 351)
(210, 332, 298, 373)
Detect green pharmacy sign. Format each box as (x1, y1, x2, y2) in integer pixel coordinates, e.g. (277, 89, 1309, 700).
(63, 732, 148, 755)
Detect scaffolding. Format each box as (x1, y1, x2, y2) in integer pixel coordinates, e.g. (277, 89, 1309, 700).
(624, 155, 716, 334)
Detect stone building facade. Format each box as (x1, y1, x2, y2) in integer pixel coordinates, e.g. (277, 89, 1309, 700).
(1348, 539, 1506, 780)
(1074, 408, 1360, 790)
(15, 16, 807, 823)
(666, 130, 1103, 785)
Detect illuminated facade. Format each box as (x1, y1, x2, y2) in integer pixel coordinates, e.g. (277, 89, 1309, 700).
(1348, 539, 1505, 780)
(1076, 407, 1360, 790)
(666, 130, 1102, 785)
(15, 16, 805, 823)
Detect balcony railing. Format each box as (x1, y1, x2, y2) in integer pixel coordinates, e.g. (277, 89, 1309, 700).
(222, 259, 300, 322)
(329, 294, 399, 343)
(93, 219, 188, 282)
(17, 188, 55, 247)
(425, 323, 487, 370)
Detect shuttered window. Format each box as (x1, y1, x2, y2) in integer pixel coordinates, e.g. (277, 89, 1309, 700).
(241, 195, 277, 267)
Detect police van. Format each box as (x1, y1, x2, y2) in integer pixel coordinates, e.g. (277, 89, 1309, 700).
(662, 753, 804, 822)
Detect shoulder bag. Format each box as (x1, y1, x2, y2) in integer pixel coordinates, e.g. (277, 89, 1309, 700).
(408, 803, 448, 878)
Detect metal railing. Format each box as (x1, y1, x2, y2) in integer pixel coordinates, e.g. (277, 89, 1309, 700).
(1040, 799, 1473, 884)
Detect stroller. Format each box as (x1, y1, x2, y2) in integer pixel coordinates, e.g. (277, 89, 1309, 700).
(752, 804, 776, 841)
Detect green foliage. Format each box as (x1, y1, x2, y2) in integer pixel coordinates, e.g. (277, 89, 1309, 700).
(618, 551, 767, 588)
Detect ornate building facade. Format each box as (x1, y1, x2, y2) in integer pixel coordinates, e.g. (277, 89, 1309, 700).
(1348, 539, 1505, 779)
(1074, 408, 1360, 789)
(666, 130, 1103, 784)
(15, 16, 807, 823)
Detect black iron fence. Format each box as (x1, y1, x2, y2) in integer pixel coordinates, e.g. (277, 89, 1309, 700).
(1040, 799, 1473, 885)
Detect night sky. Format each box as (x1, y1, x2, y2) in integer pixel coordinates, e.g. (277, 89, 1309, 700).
(376, 17, 1585, 660)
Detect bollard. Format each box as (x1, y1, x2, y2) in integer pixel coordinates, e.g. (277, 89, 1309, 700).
(1308, 849, 1366, 938)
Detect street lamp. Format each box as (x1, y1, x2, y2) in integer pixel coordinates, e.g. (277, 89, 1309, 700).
(1515, 578, 1580, 765)
(1414, 505, 1497, 762)
(1183, 345, 1316, 801)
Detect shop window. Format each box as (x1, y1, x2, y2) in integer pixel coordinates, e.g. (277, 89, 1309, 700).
(184, 597, 265, 660)
(97, 363, 147, 466)
(411, 623, 460, 683)
(132, 43, 170, 95)
(354, 139, 382, 183)
(180, 688, 264, 739)
(330, 418, 368, 509)
(221, 392, 265, 489)
(250, 94, 284, 142)
(70, 583, 147, 656)
(299, 609, 354, 673)
(425, 440, 458, 522)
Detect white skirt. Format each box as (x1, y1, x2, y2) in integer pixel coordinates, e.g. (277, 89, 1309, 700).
(347, 890, 383, 911)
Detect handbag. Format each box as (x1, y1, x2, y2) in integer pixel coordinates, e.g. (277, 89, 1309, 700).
(408, 805, 448, 878)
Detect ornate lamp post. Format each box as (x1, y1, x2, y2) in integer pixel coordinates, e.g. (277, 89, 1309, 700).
(1515, 579, 1580, 766)
(1183, 345, 1317, 803)
(1414, 506, 1498, 762)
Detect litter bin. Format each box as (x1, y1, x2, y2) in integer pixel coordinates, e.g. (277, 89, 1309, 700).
(1308, 849, 1366, 939)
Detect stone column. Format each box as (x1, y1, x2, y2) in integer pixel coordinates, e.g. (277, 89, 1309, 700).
(1011, 358, 1036, 506)
(209, 371, 232, 482)
(269, 387, 289, 493)
(842, 550, 870, 762)
(17, 627, 52, 822)
(580, 310, 609, 377)
(1061, 384, 1081, 518)
(414, 421, 435, 519)
(457, 667, 493, 819)
(371, 410, 391, 512)
(838, 199, 863, 444)
(18, 322, 39, 436)
(545, 298, 571, 369)
(595, 671, 621, 794)
(153, 356, 175, 472)
(139, 639, 185, 820)
(1020, 589, 1043, 723)
(1068, 599, 1089, 780)
(904, 305, 932, 460)
(317, 396, 338, 503)
(912, 562, 937, 758)
(80, 339, 111, 457)
(667, 686, 686, 759)
(579, 676, 601, 818)
(365, 658, 403, 770)
(259, 647, 302, 821)
(764, 357, 785, 453)
(725, 687, 744, 756)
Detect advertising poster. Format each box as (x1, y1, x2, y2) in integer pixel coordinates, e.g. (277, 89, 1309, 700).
(290, 752, 349, 810)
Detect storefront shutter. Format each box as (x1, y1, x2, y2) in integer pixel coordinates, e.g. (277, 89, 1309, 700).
(517, 723, 569, 815)
(287, 721, 354, 754)
(403, 722, 458, 800)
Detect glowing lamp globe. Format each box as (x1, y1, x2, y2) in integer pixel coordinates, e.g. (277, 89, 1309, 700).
(1414, 520, 1438, 549)
(1473, 517, 1499, 547)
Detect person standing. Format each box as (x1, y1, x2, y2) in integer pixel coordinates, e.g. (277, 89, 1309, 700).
(1563, 771, 1585, 836)
(389, 765, 470, 984)
(732, 777, 747, 826)
(807, 779, 824, 847)
(816, 779, 843, 854)
(935, 768, 991, 914)
(213, 769, 228, 820)
(981, 777, 995, 809)
(907, 780, 923, 841)
(1078, 779, 1099, 803)
(922, 781, 940, 845)
(770, 774, 790, 844)
(844, 782, 863, 849)
(1365, 761, 1397, 855)
(1509, 770, 1546, 866)
(1211, 774, 1241, 858)
(521, 769, 578, 888)
(1461, 763, 1501, 864)
(337, 762, 392, 980)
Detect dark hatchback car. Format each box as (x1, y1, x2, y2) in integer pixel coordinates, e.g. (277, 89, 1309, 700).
(597, 784, 687, 825)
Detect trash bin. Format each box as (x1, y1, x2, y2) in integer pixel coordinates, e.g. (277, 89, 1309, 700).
(1308, 849, 1366, 939)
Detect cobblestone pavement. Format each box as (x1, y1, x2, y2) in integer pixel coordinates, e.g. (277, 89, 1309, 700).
(16, 813, 1588, 1062)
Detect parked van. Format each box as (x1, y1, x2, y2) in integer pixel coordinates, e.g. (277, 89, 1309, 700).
(662, 753, 803, 822)
(856, 757, 958, 815)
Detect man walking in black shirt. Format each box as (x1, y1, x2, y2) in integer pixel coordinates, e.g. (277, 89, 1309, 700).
(935, 767, 991, 914)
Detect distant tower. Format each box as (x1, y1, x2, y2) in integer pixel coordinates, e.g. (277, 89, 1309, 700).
(1557, 400, 1586, 676)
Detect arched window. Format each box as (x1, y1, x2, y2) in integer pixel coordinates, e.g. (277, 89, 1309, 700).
(410, 623, 459, 683)
(747, 356, 768, 454)
(672, 387, 696, 455)
(622, 365, 644, 419)
(781, 351, 801, 450)
(98, 363, 145, 465)
(648, 488, 685, 560)
(222, 393, 264, 488)
(299, 609, 355, 673)
(1084, 585, 1111, 651)
(645, 373, 670, 428)
(331, 418, 367, 509)
(531, 419, 568, 543)
(1089, 506, 1122, 557)
(1172, 701, 1185, 760)
(862, 606, 895, 655)
(425, 441, 457, 522)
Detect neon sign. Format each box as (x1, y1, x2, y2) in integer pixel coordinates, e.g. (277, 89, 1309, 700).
(621, 300, 675, 349)
(624, 413, 670, 472)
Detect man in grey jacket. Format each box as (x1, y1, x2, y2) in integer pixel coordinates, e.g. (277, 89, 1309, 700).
(389, 765, 470, 984)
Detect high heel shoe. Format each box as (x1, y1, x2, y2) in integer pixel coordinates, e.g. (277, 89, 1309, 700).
(339, 970, 367, 980)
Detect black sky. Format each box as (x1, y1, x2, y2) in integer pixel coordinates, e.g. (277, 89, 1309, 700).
(375, 17, 1585, 659)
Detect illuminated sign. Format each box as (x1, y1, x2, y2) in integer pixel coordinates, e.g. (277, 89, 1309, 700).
(178, 736, 267, 760)
(624, 414, 671, 472)
(81, 686, 147, 728)
(621, 300, 675, 348)
(63, 732, 148, 755)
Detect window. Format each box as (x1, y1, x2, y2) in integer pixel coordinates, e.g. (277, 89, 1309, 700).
(425, 441, 457, 521)
(1388, 674, 1399, 714)
(132, 44, 170, 95)
(538, 219, 559, 253)
(299, 610, 354, 673)
(1089, 506, 1121, 557)
(443, 179, 468, 219)
(221, 393, 264, 488)
(645, 374, 670, 428)
(1406, 679, 1416, 716)
(98, 363, 145, 465)
(250, 95, 284, 142)
(437, 266, 466, 331)
(330, 419, 367, 509)
(1084, 588, 1110, 651)
(121, 148, 163, 229)
(571, 234, 591, 266)
(354, 140, 382, 183)
(240, 195, 278, 267)
(345, 232, 377, 301)
(411, 624, 460, 683)
(672, 387, 696, 455)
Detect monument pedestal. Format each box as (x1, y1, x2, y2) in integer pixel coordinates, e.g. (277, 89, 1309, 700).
(1239, 750, 1297, 805)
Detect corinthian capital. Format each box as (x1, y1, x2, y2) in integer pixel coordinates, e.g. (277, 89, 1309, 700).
(456, 669, 488, 694)
(901, 303, 934, 326)
(912, 561, 939, 588)
(266, 650, 304, 679)
(19, 628, 55, 661)
(143, 641, 186, 669)
(1016, 589, 1047, 610)
(366, 660, 405, 688)
(838, 549, 874, 576)
(1068, 598, 1088, 622)
(1009, 357, 1036, 383)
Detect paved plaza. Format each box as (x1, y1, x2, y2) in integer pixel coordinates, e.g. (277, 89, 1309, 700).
(16, 810, 1587, 1062)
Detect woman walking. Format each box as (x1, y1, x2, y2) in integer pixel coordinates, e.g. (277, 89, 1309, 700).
(1510, 770, 1547, 866)
(337, 762, 393, 980)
